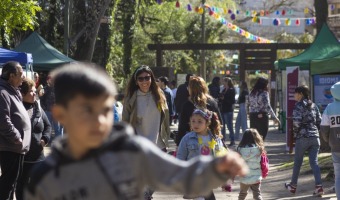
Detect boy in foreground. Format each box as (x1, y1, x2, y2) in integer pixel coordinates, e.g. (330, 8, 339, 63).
(25, 63, 248, 200)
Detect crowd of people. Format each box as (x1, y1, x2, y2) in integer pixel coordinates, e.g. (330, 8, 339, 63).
(0, 61, 338, 200)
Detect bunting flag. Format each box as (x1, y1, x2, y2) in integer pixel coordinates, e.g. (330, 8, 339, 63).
(201, 4, 275, 43)
(171, 1, 315, 26)
(155, 1, 315, 43)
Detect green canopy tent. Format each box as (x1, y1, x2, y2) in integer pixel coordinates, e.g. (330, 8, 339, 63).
(14, 32, 75, 71)
(277, 23, 340, 72)
(310, 55, 340, 75)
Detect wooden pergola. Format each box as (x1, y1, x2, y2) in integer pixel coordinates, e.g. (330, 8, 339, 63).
(148, 43, 310, 109)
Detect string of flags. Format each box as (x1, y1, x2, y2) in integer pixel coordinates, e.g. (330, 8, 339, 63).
(172, 1, 275, 43)
(170, 1, 316, 26)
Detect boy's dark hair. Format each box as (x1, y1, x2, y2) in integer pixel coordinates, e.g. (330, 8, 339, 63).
(51, 63, 117, 107)
(159, 76, 169, 85)
(1, 61, 20, 80)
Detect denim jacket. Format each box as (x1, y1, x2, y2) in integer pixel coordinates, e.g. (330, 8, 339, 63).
(176, 131, 225, 161)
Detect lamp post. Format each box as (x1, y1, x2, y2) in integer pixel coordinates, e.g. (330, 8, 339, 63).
(200, 0, 206, 80)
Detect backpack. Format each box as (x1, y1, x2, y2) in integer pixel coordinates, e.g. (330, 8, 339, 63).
(260, 152, 269, 178)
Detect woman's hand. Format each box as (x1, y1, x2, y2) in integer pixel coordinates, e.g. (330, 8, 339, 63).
(273, 118, 281, 126)
(40, 140, 46, 147)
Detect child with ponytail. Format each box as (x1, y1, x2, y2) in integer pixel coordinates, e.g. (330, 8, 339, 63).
(177, 109, 230, 200)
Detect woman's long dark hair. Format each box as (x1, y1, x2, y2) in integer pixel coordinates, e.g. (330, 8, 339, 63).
(223, 77, 234, 89)
(211, 76, 220, 87)
(250, 77, 268, 96)
(240, 81, 248, 93)
(295, 85, 312, 108)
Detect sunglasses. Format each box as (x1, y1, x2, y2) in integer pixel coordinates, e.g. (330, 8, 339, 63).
(137, 76, 151, 82)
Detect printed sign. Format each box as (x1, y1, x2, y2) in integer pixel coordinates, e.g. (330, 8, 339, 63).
(286, 66, 299, 153)
(313, 74, 340, 113)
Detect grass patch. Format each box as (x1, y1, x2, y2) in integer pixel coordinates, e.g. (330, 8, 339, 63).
(277, 153, 332, 173)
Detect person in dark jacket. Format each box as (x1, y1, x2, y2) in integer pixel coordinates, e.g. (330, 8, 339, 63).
(40, 75, 63, 138)
(158, 76, 175, 124)
(235, 81, 249, 140)
(15, 78, 51, 200)
(220, 77, 236, 145)
(284, 85, 323, 197)
(0, 61, 31, 200)
(174, 74, 193, 119)
(176, 76, 222, 146)
(208, 76, 221, 100)
(248, 77, 280, 140)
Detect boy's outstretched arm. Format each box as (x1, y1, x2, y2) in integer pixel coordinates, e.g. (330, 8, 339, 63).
(215, 150, 248, 176)
(139, 137, 248, 197)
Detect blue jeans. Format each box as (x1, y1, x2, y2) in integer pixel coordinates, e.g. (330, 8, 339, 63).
(235, 103, 248, 140)
(45, 111, 64, 138)
(291, 137, 322, 186)
(223, 112, 234, 143)
(332, 152, 340, 198)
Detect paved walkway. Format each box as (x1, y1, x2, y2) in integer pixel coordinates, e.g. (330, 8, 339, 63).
(153, 122, 337, 200)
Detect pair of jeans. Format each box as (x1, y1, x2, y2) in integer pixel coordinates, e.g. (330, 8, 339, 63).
(238, 182, 262, 200)
(332, 152, 340, 198)
(45, 111, 64, 138)
(249, 113, 269, 140)
(290, 137, 322, 186)
(0, 151, 24, 200)
(223, 112, 234, 143)
(235, 103, 248, 140)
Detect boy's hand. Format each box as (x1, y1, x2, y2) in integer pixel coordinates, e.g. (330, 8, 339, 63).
(215, 151, 248, 177)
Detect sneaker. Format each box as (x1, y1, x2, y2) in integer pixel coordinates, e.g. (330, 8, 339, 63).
(284, 183, 296, 194)
(228, 142, 235, 146)
(313, 185, 324, 197)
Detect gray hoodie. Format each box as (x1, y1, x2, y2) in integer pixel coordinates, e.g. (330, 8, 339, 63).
(0, 78, 31, 154)
(25, 123, 231, 200)
(320, 81, 340, 152)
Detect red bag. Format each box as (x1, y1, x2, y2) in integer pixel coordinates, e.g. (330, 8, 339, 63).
(260, 152, 269, 178)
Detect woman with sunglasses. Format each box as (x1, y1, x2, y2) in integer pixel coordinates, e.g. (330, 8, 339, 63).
(122, 65, 170, 199)
(123, 65, 170, 150)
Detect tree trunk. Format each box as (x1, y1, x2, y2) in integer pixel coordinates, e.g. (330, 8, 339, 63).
(118, 0, 136, 77)
(73, 0, 111, 62)
(314, 0, 328, 34)
(1, 28, 9, 49)
(45, 0, 57, 46)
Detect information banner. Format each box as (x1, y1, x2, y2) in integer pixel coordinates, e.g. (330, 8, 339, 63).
(313, 74, 340, 113)
(286, 67, 299, 153)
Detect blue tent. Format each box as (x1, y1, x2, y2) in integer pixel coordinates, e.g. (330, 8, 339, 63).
(0, 48, 34, 78)
(0, 47, 33, 66)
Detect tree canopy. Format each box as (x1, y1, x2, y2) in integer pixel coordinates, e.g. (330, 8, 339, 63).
(0, 0, 41, 33)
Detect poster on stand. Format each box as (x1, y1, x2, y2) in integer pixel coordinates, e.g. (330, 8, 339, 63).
(286, 66, 299, 153)
(313, 74, 340, 113)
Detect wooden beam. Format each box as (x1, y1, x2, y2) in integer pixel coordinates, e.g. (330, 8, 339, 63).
(244, 50, 274, 57)
(147, 43, 310, 51)
(244, 64, 273, 70)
